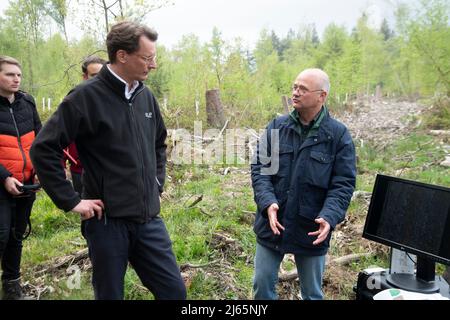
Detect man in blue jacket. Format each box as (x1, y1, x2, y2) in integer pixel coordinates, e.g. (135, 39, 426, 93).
(31, 22, 186, 300)
(251, 68, 356, 300)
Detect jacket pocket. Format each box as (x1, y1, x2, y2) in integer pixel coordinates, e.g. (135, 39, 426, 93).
(271, 144, 293, 204)
(290, 213, 331, 249)
(271, 142, 292, 184)
(310, 150, 334, 164)
(103, 173, 139, 217)
(306, 150, 334, 188)
(298, 204, 321, 221)
(272, 143, 293, 177)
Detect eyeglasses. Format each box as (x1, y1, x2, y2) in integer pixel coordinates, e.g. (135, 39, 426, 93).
(137, 54, 157, 64)
(292, 84, 323, 95)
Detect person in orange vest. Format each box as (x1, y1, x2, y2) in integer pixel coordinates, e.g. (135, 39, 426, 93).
(0, 56, 41, 299)
(63, 56, 106, 195)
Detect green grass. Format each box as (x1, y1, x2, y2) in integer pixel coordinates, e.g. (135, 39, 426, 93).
(16, 126, 449, 300)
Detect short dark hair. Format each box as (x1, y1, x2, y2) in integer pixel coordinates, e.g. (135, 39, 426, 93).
(0, 55, 21, 72)
(106, 21, 158, 63)
(81, 55, 107, 74)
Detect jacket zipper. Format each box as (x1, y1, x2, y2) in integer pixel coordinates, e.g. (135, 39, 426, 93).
(128, 87, 148, 220)
(9, 107, 27, 183)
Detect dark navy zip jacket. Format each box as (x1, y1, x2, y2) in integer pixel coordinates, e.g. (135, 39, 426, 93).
(30, 65, 167, 223)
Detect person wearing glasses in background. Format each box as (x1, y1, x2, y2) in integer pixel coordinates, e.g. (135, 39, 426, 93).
(30, 21, 186, 300)
(251, 68, 356, 300)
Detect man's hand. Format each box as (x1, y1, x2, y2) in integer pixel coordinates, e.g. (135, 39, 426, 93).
(267, 203, 284, 235)
(72, 199, 105, 221)
(3, 177, 23, 196)
(308, 217, 331, 245)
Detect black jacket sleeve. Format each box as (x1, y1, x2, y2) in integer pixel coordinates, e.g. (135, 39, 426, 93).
(30, 97, 82, 212)
(0, 164, 12, 183)
(153, 96, 167, 194)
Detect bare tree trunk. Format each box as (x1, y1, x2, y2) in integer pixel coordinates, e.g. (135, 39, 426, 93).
(206, 89, 226, 128)
(281, 95, 292, 114)
(26, 41, 34, 93)
(62, 20, 68, 44)
(118, 0, 124, 18)
(101, 0, 109, 34)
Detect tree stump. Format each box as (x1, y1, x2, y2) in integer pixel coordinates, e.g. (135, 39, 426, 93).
(375, 85, 382, 101)
(206, 89, 226, 128)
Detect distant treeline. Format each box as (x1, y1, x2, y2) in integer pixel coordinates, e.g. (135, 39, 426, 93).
(0, 0, 448, 128)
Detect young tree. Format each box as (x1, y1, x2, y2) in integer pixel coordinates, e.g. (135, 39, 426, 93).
(380, 18, 394, 41)
(44, 0, 70, 44)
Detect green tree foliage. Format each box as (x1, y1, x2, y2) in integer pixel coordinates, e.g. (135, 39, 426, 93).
(0, 0, 448, 126)
(402, 0, 449, 95)
(44, 0, 69, 43)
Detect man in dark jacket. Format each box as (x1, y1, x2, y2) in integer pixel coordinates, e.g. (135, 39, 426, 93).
(251, 68, 356, 300)
(62, 55, 106, 195)
(0, 56, 41, 299)
(30, 22, 186, 300)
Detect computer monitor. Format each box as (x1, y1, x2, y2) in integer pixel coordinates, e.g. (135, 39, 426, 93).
(363, 174, 450, 293)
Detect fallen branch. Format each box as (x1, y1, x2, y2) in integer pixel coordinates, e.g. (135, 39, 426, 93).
(278, 253, 372, 281)
(430, 130, 450, 137)
(199, 207, 213, 217)
(216, 119, 230, 141)
(213, 232, 236, 244)
(331, 253, 372, 266)
(35, 248, 89, 275)
(279, 269, 298, 281)
(180, 259, 221, 271)
(187, 194, 203, 208)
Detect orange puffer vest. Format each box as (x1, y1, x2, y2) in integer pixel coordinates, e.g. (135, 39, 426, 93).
(0, 92, 41, 184)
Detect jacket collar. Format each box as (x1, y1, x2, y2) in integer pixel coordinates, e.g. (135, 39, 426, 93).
(281, 106, 334, 140)
(0, 91, 25, 107)
(97, 64, 144, 101)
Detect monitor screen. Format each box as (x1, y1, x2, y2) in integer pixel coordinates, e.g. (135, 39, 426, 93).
(363, 174, 450, 266)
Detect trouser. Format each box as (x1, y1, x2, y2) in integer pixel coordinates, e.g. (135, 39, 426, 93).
(253, 243, 326, 300)
(0, 195, 35, 281)
(71, 171, 82, 196)
(82, 215, 186, 300)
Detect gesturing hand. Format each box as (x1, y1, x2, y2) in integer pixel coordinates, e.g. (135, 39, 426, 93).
(308, 218, 331, 245)
(267, 203, 284, 235)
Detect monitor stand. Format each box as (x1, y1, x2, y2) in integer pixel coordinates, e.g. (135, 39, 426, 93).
(386, 257, 440, 293)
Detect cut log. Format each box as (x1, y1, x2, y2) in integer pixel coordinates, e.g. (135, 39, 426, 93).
(278, 253, 372, 281)
(332, 253, 372, 266)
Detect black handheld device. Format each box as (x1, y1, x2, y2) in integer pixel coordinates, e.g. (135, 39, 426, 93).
(18, 184, 41, 193)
